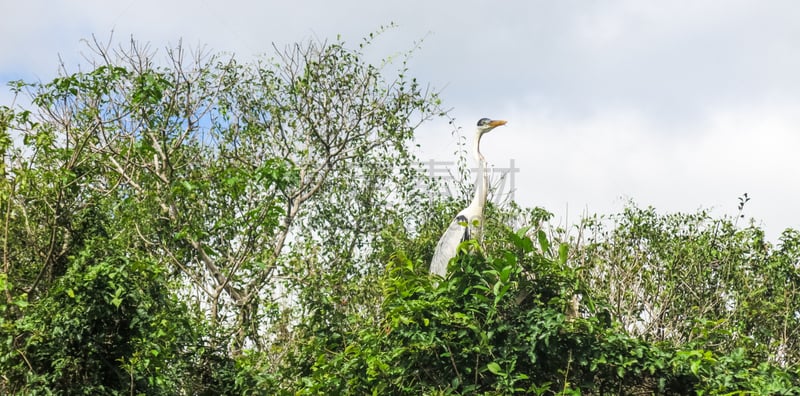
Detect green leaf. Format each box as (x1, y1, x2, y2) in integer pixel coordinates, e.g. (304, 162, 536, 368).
(515, 225, 532, 239)
(13, 297, 29, 308)
(537, 230, 550, 254)
(558, 243, 569, 265)
(690, 360, 701, 376)
(487, 362, 505, 376)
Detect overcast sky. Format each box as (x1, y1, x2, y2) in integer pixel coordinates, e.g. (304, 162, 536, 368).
(2, 1, 799, 241)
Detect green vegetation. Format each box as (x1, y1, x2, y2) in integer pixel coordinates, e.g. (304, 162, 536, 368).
(280, 206, 800, 395)
(1, 31, 798, 394)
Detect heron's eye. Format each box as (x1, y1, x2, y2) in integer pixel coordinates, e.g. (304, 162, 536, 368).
(477, 118, 491, 126)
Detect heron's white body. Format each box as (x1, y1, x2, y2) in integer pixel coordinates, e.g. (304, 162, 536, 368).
(429, 119, 504, 277)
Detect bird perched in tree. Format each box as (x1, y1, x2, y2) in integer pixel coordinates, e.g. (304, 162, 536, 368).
(430, 118, 507, 277)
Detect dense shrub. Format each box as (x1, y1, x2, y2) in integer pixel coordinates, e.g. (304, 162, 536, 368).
(283, 223, 800, 394)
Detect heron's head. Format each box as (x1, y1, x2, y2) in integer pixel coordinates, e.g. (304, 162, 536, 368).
(476, 118, 507, 135)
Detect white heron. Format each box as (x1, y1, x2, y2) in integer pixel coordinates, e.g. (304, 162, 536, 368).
(429, 118, 507, 277)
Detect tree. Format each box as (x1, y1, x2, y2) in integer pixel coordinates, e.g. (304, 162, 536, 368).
(574, 204, 800, 364)
(1, 30, 446, 392)
(4, 29, 798, 394)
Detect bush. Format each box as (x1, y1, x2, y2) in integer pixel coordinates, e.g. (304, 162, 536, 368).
(285, 223, 800, 395)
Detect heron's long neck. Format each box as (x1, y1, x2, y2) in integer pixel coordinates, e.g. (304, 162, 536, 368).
(467, 131, 489, 212)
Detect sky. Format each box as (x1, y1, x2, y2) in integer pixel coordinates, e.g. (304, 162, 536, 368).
(2, 1, 799, 241)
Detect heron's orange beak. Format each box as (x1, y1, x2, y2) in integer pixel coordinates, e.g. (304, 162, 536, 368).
(489, 120, 507, 127)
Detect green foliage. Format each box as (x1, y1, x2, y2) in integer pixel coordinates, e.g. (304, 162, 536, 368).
(574, 204, 800, 364)
(2, 29, 799, 394)
(0, 239, 203, 394)
(1, 29, 445, 392)
(285, 221, 800, 395)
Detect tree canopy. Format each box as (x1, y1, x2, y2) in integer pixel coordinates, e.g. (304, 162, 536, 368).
(1, 32, 799, 394)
